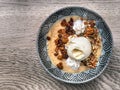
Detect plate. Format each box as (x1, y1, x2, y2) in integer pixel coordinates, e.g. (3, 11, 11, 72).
(37, 7, 113, 84)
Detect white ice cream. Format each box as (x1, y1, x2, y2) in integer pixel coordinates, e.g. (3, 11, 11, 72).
(73, 20, 85, 35)
(65, 36, 91, 70)
(67, 36, 91, 60)
(66, 57, 80, 70)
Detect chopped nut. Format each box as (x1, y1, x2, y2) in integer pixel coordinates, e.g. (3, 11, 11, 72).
(94, 29, 98, 34)
(89, 20, 95, 27)
(88, 64, 95, 68)
(56, 62, 63, 69)
(81, 60, 87, 66)
(84, 21, 89, 25)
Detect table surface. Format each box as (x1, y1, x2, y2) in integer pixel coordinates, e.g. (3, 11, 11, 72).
(0, 0, 120, 90)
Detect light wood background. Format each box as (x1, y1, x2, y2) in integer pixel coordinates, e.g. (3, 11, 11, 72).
(0, 0, 120, 90)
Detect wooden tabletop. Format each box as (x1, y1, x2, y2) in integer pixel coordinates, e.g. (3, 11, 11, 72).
(0, 0, 120, 90)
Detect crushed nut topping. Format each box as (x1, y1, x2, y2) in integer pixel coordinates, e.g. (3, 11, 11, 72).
(81, 20, 101, 68)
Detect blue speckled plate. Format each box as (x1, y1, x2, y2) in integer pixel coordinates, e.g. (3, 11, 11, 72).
(37, 7, 113, 84)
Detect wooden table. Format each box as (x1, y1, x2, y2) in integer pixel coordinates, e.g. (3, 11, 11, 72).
(0, 0, 120, 90)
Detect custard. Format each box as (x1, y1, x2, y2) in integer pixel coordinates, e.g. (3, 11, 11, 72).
(47, 16, 102, 73)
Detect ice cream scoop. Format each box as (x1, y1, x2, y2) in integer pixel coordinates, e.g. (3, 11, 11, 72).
(67, 37, 91, 61)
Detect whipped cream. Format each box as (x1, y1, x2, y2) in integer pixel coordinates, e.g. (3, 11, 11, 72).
(66, 57, 80, 70)
(67, 36, 91, 61)
(73, 20, 85, 35)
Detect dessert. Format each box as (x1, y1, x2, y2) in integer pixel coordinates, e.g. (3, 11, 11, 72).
(47, 16, 102, 73)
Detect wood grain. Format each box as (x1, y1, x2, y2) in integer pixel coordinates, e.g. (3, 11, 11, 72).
(0, 0, 120, 90)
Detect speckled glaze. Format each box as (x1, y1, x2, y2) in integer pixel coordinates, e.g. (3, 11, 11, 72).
(37, 7, 113, 84)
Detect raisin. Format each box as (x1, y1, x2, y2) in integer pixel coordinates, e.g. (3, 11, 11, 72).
(67, 31, 75, 35)
(58, 39, 63, 45)
(55, 38, 63, 47)
(61, 19, 67, 26)
(62, 54, 68, 59)
(54, 52, 58, 56)
(55, 39, 58, 45)
(57, 55, 63, 60)
(57, 44, 62, 47)
(58, 29, 66, 34)
(60, 49, 68, 59)
(59, 46, 65, 51)
(56, 62, 63, 69)
(65, 26, 71, 32)
(68, 22, 73, 26)
(60, 48, 67, 53)
(70, 17, 73, 22)
(58, 34, 62, 38)
(58, 29, 62, 33)
(68, 18, 74, 26)
(46, 36, 51, 40)
(55, 47, 59, 53)
(65, 25, 75, 35)
(62, 38, 68, 44)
